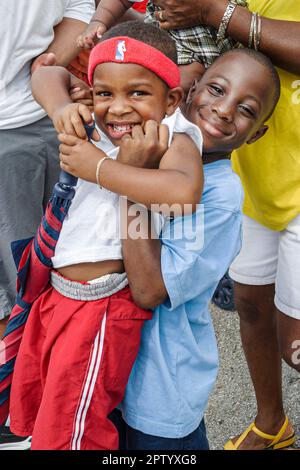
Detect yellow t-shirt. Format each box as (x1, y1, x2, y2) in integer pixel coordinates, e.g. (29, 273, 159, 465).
(232, 0, 300, 231)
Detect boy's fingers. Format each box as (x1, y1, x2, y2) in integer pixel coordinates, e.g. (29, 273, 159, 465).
(73, 99, 93, 107)
(97, 24, 107, 38)
(58, 133, 79, 146)
(59, 144, 73, 156)
(83, 36, 95, 49)
(144, 120, 159, 142)
(76, 36, 84, 48)
(131, 125, 144, 139)
(78, 104, 93, 125)
(92, 129, 100, 142)
(70, 114, 88, 139)
(63, 118, 77, 137)
(158, 124, 169, 149)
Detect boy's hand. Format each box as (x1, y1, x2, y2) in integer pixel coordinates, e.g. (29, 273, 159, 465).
(76, 21, 107, 49)
(52, 103, 100, 141)
(59, 133, 105, 182)
(117, 120, 169, 169)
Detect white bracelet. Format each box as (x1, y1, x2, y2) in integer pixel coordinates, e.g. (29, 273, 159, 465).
(96, 156, 110, 190)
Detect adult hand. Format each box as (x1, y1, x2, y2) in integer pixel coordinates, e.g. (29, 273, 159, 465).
(70, 83, 93, 110)
(31, 52, 57, 74)
(153, 0, 215, 30)
(117, 120, 169, 169)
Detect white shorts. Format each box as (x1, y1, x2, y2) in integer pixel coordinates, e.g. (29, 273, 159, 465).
(229, 214, 300, 320)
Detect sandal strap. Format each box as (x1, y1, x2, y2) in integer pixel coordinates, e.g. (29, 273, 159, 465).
(234, 422, 256, 449)
(252, 416, 289, 445)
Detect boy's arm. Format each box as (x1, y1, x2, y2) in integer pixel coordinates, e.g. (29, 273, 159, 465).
(92, 0, 132, 28)
(59, 127, 203, 215)
(77, 0, 133, 48)
(121, 200, 168, 309)
(31, 66, 99, 140)
(45, 18, 89, 66)
(123, 197, 243, 312)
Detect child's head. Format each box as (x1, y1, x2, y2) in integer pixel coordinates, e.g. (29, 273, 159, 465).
(185, 48, 281, 156)
(88, 21, 183, 144)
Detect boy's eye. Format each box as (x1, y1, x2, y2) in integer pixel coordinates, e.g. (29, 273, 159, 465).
(208, 84, 223, 95)
(239, 105, 255, 118)
(131, 90, 148, 97)
(95, 91, 111, 97)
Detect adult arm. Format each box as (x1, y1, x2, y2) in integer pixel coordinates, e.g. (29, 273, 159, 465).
(33, 0, 95, 67)
(45, 18, 89, 66)
(154, 0, 300, 75)
(31, 66, 99, 140)
(121, 200, 168, 309)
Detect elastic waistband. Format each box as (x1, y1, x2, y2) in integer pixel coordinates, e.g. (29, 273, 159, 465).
(50, 271, 128, 301)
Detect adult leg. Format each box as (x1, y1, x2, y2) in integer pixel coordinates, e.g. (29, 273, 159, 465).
(232, 282, 287, 449)
(275, 213, 300, 373)
(227, 216, 292, 449)
(0, 118, 59, 324)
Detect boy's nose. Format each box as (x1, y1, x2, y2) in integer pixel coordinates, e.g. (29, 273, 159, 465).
(109, 97, 131, 115)
(212, 99, 234, 123)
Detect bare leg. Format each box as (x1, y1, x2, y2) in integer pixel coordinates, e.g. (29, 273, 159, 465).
(230, 282, 291, 449)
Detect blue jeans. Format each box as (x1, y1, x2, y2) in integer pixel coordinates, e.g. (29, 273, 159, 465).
(109, 409, 209, 450)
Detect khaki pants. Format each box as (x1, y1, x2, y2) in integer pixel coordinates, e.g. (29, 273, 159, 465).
(0, 116, 59, 319)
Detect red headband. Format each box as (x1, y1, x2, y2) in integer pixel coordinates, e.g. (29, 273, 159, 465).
(88, 36, 180, 88)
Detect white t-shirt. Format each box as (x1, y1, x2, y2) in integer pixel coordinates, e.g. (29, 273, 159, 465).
(0, 0, 95, 130)
(52, 109, 203, 268)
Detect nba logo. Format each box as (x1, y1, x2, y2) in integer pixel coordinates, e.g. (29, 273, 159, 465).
(115, 40, 127, 61)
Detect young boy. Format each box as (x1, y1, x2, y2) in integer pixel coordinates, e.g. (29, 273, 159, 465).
(77, 0, 248, 93)
(58, 47, 281, 450)
(7, 22, 202, 451)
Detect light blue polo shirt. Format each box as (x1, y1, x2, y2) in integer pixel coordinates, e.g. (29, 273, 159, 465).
(120, 160, 243, 438)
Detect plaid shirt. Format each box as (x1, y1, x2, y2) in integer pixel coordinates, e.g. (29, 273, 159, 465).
(146, 2, 239, 67)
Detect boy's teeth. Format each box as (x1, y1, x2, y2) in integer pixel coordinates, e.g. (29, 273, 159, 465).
(113, 124, 132, 132)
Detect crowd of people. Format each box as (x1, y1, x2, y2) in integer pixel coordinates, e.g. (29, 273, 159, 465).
(0, 0, 299, 451)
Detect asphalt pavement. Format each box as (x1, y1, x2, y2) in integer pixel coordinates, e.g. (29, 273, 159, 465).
(205, 304, 300, 450)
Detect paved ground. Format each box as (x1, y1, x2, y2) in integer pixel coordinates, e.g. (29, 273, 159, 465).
(205, 304, 300, 450)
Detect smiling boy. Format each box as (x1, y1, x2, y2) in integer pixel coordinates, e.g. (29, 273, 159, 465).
(7, 22, 203, 450)
(107, 48, 282, 450)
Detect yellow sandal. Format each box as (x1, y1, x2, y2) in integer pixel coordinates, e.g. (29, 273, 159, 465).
(224, 416, 296, 450)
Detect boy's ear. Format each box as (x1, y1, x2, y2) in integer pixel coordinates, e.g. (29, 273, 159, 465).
(185, 78, 199, 104)
(246, 125, 269, 145)
(186, 79, 200, 105)
(166, 87, 184, 115)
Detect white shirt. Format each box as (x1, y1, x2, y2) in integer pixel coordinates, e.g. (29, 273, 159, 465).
(0, 0, 95, 130)
(52, 109, 203, 268)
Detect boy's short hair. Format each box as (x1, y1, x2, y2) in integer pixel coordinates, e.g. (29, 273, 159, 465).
(101, 20, 178, 64)
(214, 48, 281, 121)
